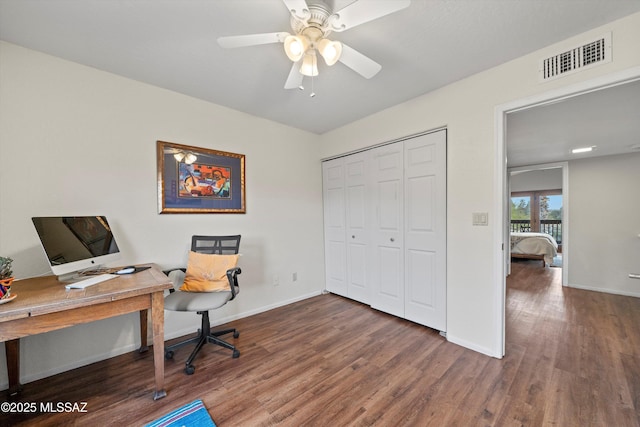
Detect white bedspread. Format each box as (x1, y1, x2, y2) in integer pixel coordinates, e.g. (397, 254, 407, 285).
(510, 232, 558, 265)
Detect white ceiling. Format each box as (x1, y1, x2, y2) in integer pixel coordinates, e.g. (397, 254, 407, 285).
(506, 79, 640, 168)
(1, 0, 640, 164)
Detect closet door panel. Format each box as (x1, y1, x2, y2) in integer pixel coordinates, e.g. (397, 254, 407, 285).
(346, 183, 367, 301)
(406, 249, 436, 306)
(404, 131, 447, 331)
(407, 175, 435, 231)
(345, 152, 370, 303)
(370, 144, 404, 317)
(323, 159, 347, 297)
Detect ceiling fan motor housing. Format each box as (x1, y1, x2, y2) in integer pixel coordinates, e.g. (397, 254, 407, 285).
(290, 1, 333, 40)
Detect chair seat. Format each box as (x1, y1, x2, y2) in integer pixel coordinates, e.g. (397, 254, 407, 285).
(164, 287, 239, 312)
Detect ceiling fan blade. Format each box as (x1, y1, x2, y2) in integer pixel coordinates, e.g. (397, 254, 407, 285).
(330, 0, 411, 32)
(217, 32, 289, 49)
(338, 44, 382, 79)
(282, 0, 310, 21)
(284, 62, 304, 89)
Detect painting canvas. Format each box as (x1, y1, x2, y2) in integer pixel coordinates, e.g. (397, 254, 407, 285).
(157, 141, 245, 213)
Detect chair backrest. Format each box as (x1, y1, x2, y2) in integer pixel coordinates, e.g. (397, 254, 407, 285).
(191, 235, 241, 255)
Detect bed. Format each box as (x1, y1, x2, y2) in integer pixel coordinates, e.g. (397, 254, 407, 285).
(510, 231, 558, 267)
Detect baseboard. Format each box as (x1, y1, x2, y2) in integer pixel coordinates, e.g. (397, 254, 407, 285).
(567, 283, 640, 298)
(164, 290, 323, 341)
(445, 333, 502, 359)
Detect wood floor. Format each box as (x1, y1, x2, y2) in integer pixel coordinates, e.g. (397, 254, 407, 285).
(3, 260, 640, 426)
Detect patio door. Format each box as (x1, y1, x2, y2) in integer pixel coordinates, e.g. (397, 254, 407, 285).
(510, 190, 563, 250)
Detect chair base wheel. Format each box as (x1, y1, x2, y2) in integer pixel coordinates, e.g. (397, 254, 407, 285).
(185, 365, 195, 375)
(165, 350, 174, 360)
(233, 331, 240, 338)
(232, 349, 240, 358)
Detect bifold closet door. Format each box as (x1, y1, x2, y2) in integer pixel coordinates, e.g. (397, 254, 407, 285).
(404, 131, 447, 331)
(344, 152, 370, 304)
(322, 158, 347, 297)
(323, 129, 447, 332)
(369, 143, 405, 318)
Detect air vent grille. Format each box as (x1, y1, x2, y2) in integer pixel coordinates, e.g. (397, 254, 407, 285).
(539, 33, 611, 81)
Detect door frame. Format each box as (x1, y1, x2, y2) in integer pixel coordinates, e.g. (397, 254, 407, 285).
(493, 65, 640, 358)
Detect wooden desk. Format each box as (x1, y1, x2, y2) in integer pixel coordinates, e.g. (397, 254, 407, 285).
(0, 264, 172, 400)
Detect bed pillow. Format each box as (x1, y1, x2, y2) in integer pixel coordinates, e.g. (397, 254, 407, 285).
(179, 251, 239, 292)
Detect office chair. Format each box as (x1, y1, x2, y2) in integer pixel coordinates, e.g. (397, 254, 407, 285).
(164, 235, 241, 375)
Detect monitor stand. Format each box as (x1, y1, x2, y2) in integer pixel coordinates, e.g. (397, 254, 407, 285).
(57, 265, 108, 283)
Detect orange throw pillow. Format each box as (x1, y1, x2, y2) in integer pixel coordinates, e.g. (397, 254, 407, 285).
(180, 252, 239, 292)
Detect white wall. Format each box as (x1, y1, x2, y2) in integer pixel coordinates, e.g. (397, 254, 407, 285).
(319, 12, 640, 356)
(568, 152, 640, 296)
(510, 168, 563, 192)
(0, 41, 325, 388)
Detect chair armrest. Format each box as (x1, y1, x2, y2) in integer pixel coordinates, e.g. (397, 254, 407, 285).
(163, 267, 240, 296)
(163, 268, 187, 293)
(226, 267, 242, 300)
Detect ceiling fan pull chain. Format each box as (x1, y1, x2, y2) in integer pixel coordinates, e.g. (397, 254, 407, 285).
(310, 55, 316, 97)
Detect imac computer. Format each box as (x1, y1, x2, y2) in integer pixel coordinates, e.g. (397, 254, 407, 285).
(32, 216, 122, 281)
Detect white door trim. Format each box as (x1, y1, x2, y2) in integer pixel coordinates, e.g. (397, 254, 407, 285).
(493, 65, 640, 358)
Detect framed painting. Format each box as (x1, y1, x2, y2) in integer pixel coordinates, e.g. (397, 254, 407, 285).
(157, 141, 246, 214)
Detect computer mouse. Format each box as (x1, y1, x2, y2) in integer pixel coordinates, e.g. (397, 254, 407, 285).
(116, 266, 136, 275)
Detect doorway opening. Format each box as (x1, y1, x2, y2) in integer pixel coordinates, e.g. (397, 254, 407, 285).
(494, 66, 640, 358)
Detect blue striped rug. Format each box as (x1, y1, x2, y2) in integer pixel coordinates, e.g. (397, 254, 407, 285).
(145, 399, 216, 427)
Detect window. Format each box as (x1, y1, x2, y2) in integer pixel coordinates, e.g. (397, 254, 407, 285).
(510, 195, 531, 232)
(511, 190, 563, 249)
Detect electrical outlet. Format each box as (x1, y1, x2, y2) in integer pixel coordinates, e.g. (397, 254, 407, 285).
(273, 274, 280, 286)
(292, 272, 298, 282)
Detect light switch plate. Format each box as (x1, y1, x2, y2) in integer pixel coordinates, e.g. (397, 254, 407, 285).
(472, 212, 489, 226)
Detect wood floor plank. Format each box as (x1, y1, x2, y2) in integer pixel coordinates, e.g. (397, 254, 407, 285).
(456, 345, 526, 426)
(3, 259, 640, 426)
(622, 353, 640, 421)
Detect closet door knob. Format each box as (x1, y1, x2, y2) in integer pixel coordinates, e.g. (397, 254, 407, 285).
(352, 235, 355, 239)
(390, 238, 395, 242)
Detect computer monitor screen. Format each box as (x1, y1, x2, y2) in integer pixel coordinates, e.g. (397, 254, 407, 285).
(32, 216, 121, 279)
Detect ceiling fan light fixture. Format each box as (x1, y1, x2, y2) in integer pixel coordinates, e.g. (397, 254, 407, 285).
(284, 35, 309, 62)
(300, 50, 319, 76)
(317, 38, 342, 66)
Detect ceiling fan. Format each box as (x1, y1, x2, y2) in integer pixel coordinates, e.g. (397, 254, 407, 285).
(217, 0, 411, 90)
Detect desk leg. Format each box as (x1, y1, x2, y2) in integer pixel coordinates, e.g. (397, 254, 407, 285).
(139, 310, 149, 353)
(5, 339, 22, 397)
(151, 291, 166, 400)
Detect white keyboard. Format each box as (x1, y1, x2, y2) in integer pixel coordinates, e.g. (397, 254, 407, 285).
(65, 274, 119, 289)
